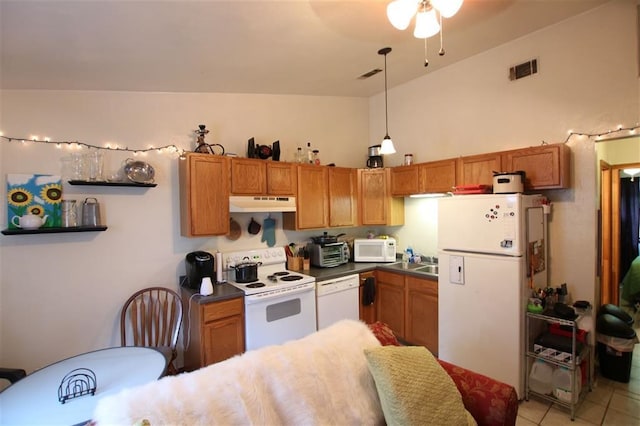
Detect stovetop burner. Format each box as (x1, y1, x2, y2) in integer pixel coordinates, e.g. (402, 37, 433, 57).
(281, 275, 302, 281)
(273, 271, 290, 276)
(246, 282, 266, 288)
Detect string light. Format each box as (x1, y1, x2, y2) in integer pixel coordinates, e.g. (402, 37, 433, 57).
(563, 124, 640, 143)
(1, 134, 187, 157)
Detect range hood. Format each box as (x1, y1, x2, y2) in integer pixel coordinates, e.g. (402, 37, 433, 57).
(229, 196, 296, 213)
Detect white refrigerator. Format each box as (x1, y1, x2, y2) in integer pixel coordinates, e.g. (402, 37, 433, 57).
(437, 193, 548, 398)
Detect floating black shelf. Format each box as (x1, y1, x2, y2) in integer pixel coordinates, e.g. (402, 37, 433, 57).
(68, 180, 156, 188)
(1, 226, 108, 235)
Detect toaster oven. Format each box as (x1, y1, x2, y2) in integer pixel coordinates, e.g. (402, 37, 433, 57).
(308, 242, 350, 268)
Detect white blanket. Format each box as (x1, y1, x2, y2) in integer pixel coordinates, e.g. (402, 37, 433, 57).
(92, 319, 385, 426)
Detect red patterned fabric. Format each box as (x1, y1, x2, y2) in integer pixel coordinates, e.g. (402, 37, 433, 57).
(439, 360, 518, 426)
(367, 321, 401, 346)
(368, 322, 518, 426)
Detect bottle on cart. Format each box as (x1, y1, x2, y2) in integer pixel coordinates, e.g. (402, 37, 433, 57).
(552, 366, 581, 403)
(312, 150, 320, 165)
(529, 360, 554, 395)
(295, 147, 304, 163)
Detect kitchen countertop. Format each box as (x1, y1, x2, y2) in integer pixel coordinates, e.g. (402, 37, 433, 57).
(180, 281, 244, 304)
(307, 261, 438, 282)
(179, 261, 437, 302)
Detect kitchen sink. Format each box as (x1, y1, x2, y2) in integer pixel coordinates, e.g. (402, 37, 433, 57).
(386, 261, 439, 276)
(415, 264, 439, 275)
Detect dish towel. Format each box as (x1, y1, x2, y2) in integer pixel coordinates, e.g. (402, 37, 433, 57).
(363, 277, 375, 306)
(262, 217, 276, 247)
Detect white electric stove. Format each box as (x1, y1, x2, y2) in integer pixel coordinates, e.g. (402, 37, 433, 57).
(223, 247, 317, 350)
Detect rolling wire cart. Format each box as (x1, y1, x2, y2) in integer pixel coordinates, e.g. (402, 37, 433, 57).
(525, 307, 593, 420)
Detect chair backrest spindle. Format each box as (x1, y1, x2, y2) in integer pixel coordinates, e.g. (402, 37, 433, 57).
(120, 287, 183, 375)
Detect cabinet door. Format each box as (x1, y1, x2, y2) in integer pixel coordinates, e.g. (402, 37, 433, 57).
(292, 165, 329, 229)
(359, 169, 388, 225)
(266, 162, 296, 195)
(405, 276, 438, 355)
(179, 154, 230, 237)
(457, 153, 501, 186)
(328, 167, 357, 227)
(202, 315, 245, 366)
(419, 159, 457, 193)
(390, 165, 420, 196)
(231, 158, 267, 195)
(502, 144, 570, 189)
(359, 271, 376, 324)
(376, 271, 405, 339)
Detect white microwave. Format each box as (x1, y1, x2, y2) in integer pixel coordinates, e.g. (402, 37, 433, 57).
(353, 238, 397, 263)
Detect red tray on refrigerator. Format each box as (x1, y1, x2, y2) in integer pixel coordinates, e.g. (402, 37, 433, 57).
(452, 184, 492, 194)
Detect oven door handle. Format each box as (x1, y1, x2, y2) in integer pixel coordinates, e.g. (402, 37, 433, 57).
(245, 283, 315, 305)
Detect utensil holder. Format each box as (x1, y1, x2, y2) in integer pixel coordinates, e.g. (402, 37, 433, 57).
(287, 256, 301, 271)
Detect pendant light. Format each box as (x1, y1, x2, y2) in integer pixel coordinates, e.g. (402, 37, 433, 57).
(378, 47, 396, 155)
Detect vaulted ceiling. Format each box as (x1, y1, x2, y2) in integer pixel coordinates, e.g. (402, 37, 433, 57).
(0, 0, 609, 97)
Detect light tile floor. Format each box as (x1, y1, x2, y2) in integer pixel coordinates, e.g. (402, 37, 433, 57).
(517, 312, 640, 426)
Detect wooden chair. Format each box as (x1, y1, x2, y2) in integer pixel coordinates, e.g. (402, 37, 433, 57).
(0, 368, 26, 384)
(120, 287, 183, 375)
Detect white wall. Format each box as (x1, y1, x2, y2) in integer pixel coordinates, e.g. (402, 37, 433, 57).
(0, 91, 369, 372)
(372, 1, 640, 305)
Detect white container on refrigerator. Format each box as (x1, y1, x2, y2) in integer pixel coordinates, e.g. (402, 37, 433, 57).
(316, 274, 360, 330)
(437, 193, 547, 399)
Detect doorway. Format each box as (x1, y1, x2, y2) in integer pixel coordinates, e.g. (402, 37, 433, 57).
(597, 136, 640, 306)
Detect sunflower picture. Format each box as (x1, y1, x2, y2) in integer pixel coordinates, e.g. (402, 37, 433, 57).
(7, 174, 62, 229)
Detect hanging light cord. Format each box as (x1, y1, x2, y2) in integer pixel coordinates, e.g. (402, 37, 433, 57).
(384, 50, 390, 136)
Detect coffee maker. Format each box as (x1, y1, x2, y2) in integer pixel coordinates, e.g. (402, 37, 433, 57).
(367, 144, 383, 168)
(185, 251, 215, 289)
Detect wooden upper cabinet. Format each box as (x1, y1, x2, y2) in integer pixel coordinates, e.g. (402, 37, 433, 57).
(359, 169, 388, 225)
(358, 168, 404, 226)
(230, 158, 295, 196)
(419, 159, 456, 193)
(179, 154, 230, 237)
(457, 152, 502, 186)
(328, 167, 357, 227)
(283, 164, 329, 230)
(266, 162, 296, 195)
(502, 143, 570, 189)
(230, 158, 267, 195)
(390, 165, 420, 196)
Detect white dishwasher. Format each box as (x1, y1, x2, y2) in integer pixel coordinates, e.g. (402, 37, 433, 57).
(316, 273, 360, 330)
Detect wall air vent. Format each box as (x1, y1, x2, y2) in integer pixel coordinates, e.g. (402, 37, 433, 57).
(509, 59, 538, 81)
(358, 68, 382, 79)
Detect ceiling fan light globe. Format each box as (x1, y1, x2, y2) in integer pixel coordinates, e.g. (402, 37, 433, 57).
(431, 0, 464, 19)
(387, 0, 418, 30)
(413, 8, 440, 39)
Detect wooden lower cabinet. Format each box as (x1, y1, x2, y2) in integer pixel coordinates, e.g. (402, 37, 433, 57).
(182, 293, 245, 371)
(405, 276, 438, 355)
(376, 270, 438, 355)
(359, 270, 377, 324)
(376, 271, 406, 339)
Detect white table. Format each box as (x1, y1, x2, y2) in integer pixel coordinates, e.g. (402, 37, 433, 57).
(0, 347, 167, 426)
